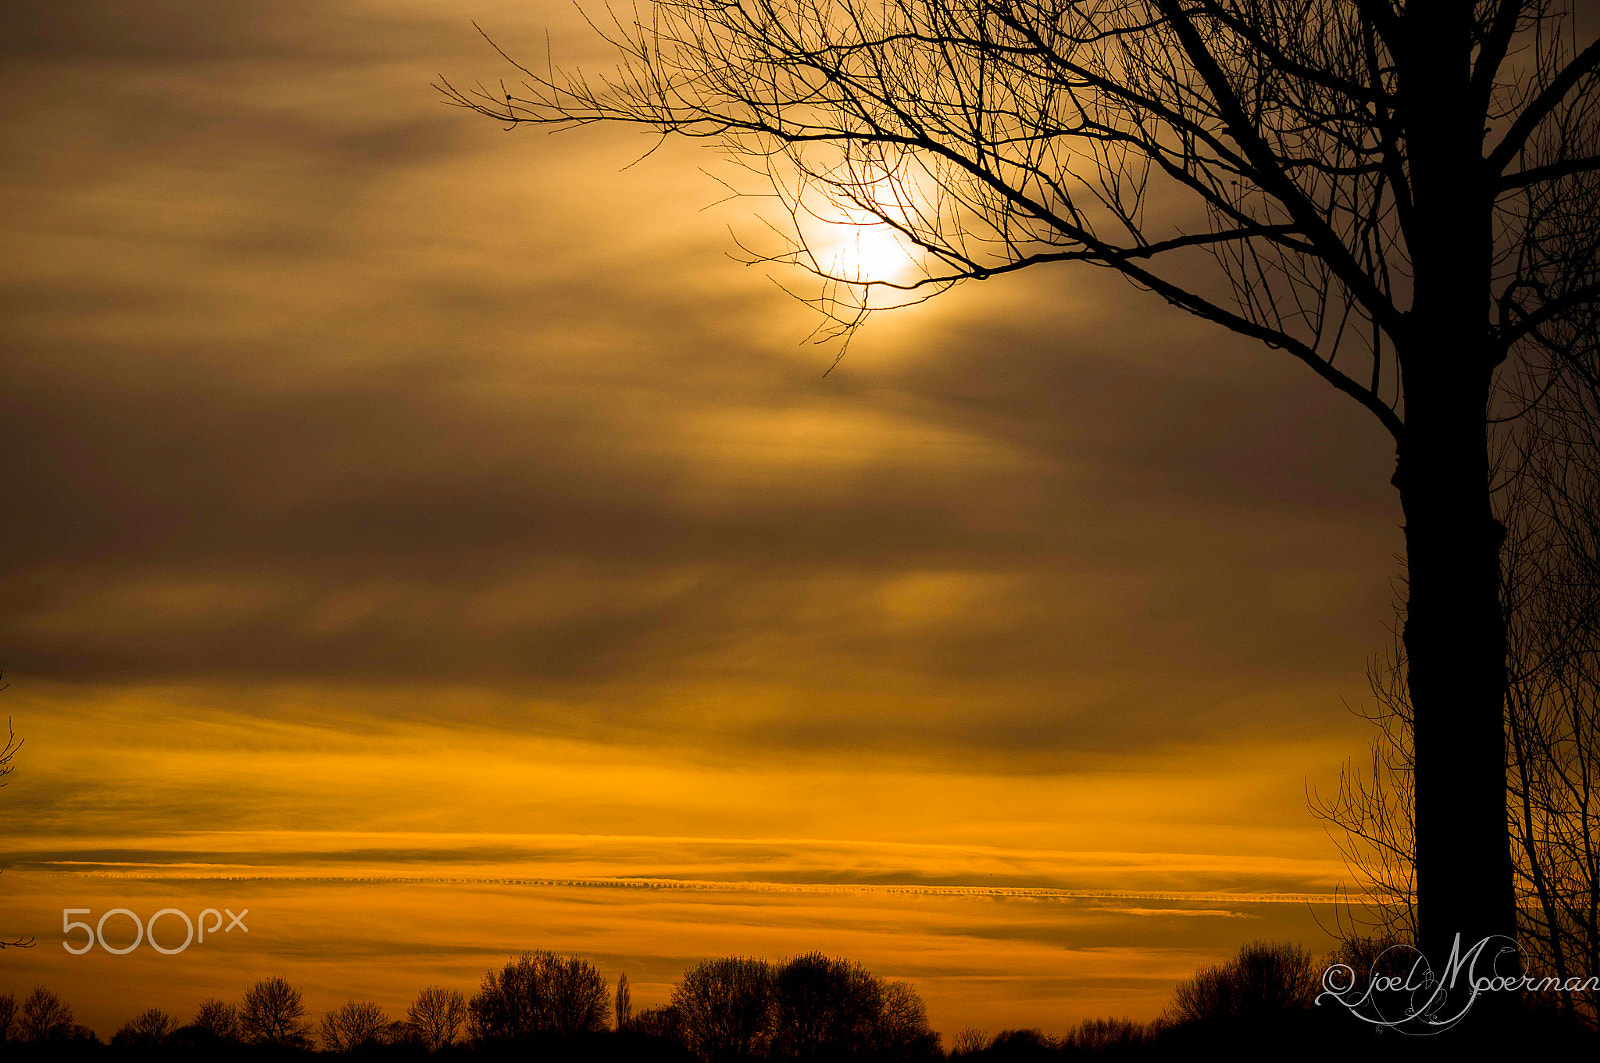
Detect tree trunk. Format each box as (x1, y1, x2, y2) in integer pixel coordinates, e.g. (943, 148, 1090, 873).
(1397, 1, 1519, 998)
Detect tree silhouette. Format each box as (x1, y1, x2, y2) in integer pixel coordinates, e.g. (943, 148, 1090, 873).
(1058, 1016, 1154, 1053)
(1314, 249, 1600, 1026)
(1165, 940, 1317, 1025)
(320, 1000, 391, 1052)
(771, 952, 879, 1059)
(671, 956, 775, 1062)
(238, 976, 311, 1048)
(112, 1008, 176, 1050)
(18, 987, 73, 1044)
(444, 0, 1600, 976)
(467, 951, 610, 1044)
(191, 997, 240, 1042)
(617, 971, 633, 1031)
(168, 997, 242, 1052)
(1499, 252, 1600, 1027)
(948, 1028, 989, 1059)
(407, 986, 467, 1052)
(768, 953, 937, 1060)
(631, 1003, 687, 1045)
(872, 979, 939, 1060)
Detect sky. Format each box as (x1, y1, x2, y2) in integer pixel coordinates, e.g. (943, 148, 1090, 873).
(0, 0, 1412, 1041)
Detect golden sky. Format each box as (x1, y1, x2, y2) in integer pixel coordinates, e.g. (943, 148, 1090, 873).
(1, 0, 1407, 1040)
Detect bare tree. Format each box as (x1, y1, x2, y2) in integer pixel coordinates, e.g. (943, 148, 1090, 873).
(238, 976, 311, 1048)
(1314, 215, 1600, 1026)
(0, 719, 18, 789)
(947, 1028, 989, 1058)
(113, 1008, 177, 1049)
(767, 952, 936, 1060)
(444, 0, 1600, 974)
(671, 956, 775, 1062)
(0, 994, 16, 1044)
(320, 1000, 390, 1052)
(468, 951, 610, 1044)
(771, 952, 879, 1059)
(1308, 620, 1417, 946)
(871, 980, 939, 1060)
(407, 986, 467, 1052)
(1499, 244, 1600, 1027)
(1165, 940, 1318, 1025)
(1060, 1016, 1155, 1052)
(616, 971, 633, 1031)
(18, 987, 73, 1043)
(631, 1003, 686, 1044)
(190, 998, 240, 1043)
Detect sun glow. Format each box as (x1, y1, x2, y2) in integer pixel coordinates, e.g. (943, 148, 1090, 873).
(823, 221, 918, 286)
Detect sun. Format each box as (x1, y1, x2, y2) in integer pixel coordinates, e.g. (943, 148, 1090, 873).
(823, 222, 917, 285)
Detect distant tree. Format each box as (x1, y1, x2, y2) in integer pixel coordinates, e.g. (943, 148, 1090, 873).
(407, 986, 466, 1052)
(320, 1000, 390, 1052)
(947, 1028, 989, 1059)
(0, 993, 16, 1043)
(631, 1004, 686, 1045)
(616, 971, 633, 1031)
(767, 953, 937, 1060)
(239, 976, 311, 1048)
(1166, 941, 1317, 1026)
(983, 1029, 1058, 1061)
(18, 987, 73, 1043)
(112, 1008, 177, 1049)
(383, 1019, 424, 1048)
(194, 998, 240, 1041)
(771, 952, 877, 1059)
(672, 957, 775, 1062)
(871, 980, 939, 1060)
(467, 951, 610, 1044)
(1059, 1016, 1154, 1053)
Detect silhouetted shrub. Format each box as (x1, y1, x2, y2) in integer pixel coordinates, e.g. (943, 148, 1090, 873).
(468, 951, 610, 1044)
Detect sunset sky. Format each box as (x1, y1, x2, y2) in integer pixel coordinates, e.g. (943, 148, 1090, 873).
(2, 0, 1410, 1040)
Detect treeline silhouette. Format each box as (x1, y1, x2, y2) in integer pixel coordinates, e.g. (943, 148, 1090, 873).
(2, 941, 1595, 1060)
